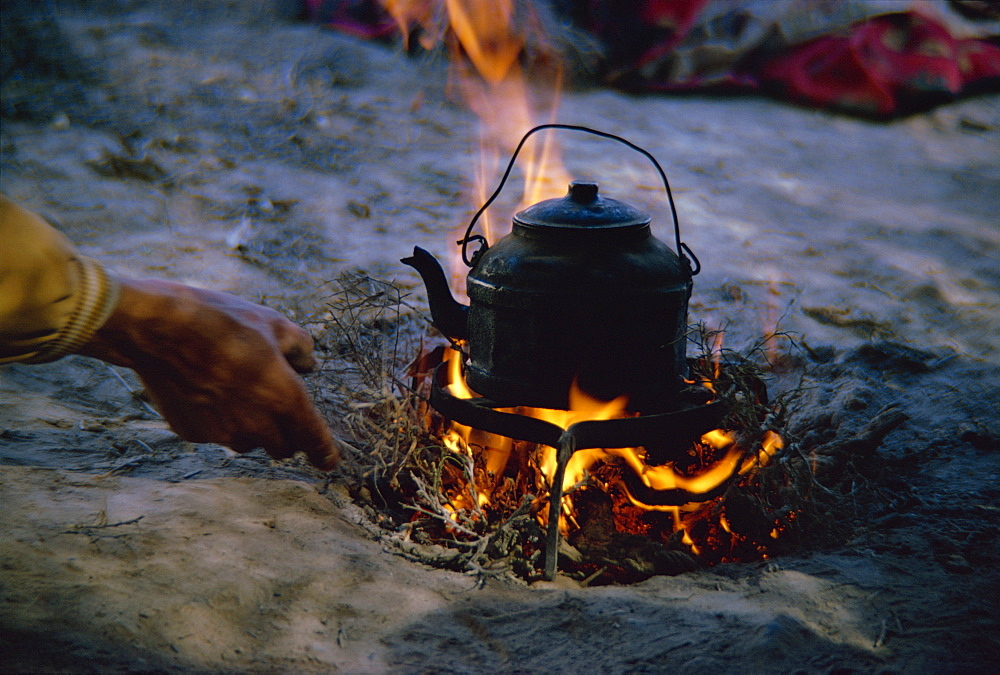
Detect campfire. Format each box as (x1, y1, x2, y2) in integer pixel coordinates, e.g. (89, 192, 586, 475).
(311, 3, 802, 584)
(393, 124, 788, 581)
(324, 262, 858, 585)
(421, 343, 789, 581)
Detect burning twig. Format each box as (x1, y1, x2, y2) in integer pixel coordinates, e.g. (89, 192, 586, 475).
(407, 452, 485, 540)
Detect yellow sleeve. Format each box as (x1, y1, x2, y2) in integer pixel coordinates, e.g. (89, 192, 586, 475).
(0, 195, 120, 364)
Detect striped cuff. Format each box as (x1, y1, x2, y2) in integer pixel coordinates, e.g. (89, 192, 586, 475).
(23, 255, 121, 364)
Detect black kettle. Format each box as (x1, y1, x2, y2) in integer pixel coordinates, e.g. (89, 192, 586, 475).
(403, 124, 699, 413)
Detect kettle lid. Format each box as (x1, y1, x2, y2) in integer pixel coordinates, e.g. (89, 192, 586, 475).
(514, 181, 650, 232)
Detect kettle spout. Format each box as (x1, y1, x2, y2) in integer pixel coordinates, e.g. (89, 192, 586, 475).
(401, 246, 469, 341)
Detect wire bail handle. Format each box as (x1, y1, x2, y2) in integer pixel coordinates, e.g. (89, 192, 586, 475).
(457, 123, 700, 275)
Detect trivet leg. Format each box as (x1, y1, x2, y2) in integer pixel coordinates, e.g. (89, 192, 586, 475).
(544, 432, 575, 580)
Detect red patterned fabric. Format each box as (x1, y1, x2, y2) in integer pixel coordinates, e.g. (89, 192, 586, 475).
(759, 11, 1000, 116)
(305, 1, 1000, 118)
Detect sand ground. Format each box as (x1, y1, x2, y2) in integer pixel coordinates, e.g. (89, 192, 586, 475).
(1, 2, 998, 672)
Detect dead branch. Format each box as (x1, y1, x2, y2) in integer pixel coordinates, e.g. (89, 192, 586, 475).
(61, 515, 145, 535)
(812, 404, 909, 470)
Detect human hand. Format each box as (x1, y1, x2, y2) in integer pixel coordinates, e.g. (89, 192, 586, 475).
(79, 278, 340, 470)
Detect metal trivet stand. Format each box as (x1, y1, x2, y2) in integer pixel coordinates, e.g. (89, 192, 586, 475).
(430, 362, 731, 580)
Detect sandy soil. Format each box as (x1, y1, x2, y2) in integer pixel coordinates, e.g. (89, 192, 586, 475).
(2, 1, 999, 672)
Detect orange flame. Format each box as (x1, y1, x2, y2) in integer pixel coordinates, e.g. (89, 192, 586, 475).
(440, 349, 512, 507)
(445, 0, 522, 85)
(437, 349, 786, 554)
(378, 0, 569, 282)
(521, 383, 631, 512)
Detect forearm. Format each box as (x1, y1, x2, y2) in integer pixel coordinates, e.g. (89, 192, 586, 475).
(0, 196, 120, 364)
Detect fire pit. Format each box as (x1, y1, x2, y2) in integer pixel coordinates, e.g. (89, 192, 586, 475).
(398, 125, 787, 581)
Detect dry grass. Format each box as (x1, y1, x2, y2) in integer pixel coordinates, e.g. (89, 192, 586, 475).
(684, 322, 879, 551)
(306, 273, 431, 512)
(310, 277, 872, 579)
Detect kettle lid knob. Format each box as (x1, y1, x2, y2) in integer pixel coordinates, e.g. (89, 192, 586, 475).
(568, 181, 599, 204)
